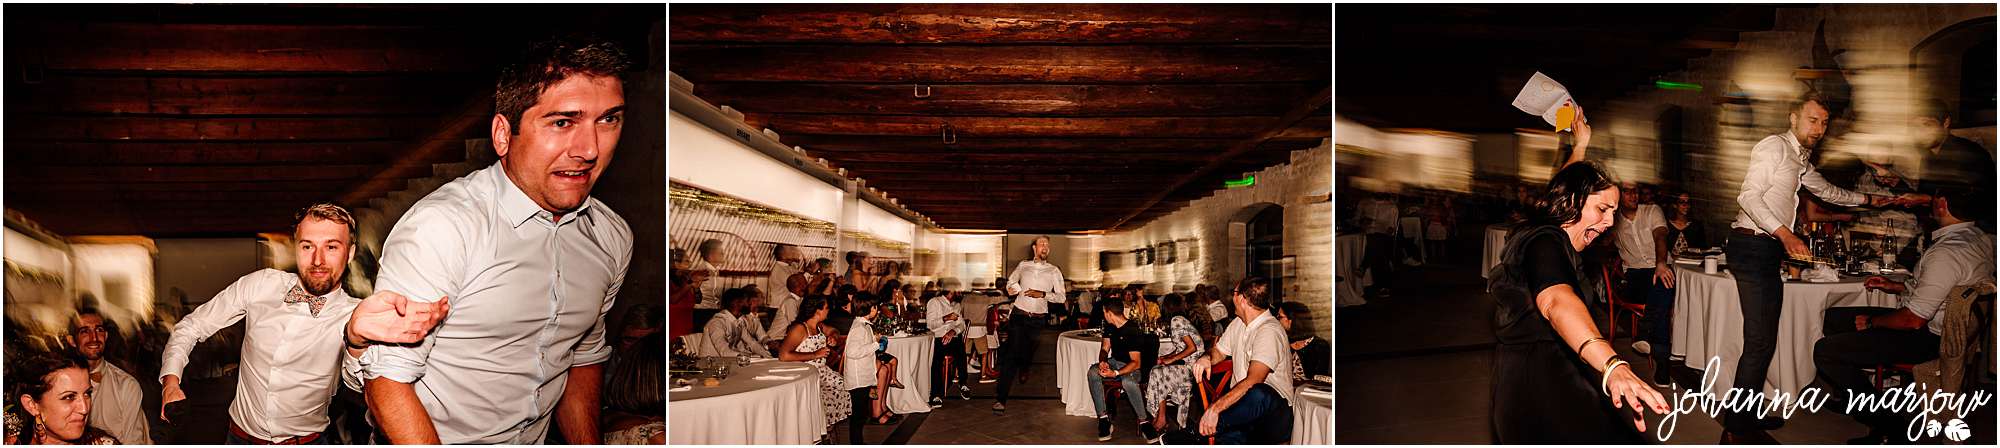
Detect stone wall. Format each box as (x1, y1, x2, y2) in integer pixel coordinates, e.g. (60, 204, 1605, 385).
(1105, 140, 1333, 340)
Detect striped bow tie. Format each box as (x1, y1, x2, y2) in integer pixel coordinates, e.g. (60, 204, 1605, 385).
(283, 284, 327, 317)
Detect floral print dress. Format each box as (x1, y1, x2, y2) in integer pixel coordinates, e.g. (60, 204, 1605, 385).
(1145, 315, 1206, 427)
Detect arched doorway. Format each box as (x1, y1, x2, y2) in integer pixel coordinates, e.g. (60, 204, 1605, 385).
(1235, 203, 1285, 300)
(1912, 17, 1997, 129)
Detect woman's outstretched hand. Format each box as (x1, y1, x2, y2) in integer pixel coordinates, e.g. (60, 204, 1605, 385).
(1605, 365, 1671, 432)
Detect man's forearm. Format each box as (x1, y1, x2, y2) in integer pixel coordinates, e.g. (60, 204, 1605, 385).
(555, 363, 603, 444)
(366, 377, 441, 444)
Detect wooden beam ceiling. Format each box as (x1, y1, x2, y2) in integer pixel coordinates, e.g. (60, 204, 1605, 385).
(672, 4, 1329, 231)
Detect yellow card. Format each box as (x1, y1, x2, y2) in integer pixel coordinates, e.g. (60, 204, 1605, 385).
(1554, 104, 1576, 132)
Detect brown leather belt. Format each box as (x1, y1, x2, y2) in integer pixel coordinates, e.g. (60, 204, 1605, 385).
(229, 422, 321, 445)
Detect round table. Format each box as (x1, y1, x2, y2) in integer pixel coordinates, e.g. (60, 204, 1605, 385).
(1336, 233, 1369, 307)
(669, 360, 827, 444)
(1290, 385, 1331, 445)
(1056, 329, 1105, 417)
(1481, 224, 1510, 280)
(1669, 264, 1898, 404)
(883, 333, 937, 414)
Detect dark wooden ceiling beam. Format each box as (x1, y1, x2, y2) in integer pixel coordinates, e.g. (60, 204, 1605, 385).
(1108, 87, 1329, 230)
(6, 190, 340, 203)
(10, 116, 436, 141)
(9, 76, 477, 116)
(3, 141, 457, 166)
(695, 83, 1314, 117)
(783, 135, 1252, 153)
(670, 45, 1330, 84)
(5, 180, 386, 194)
(10, 164, 431, 184)
(825, 151, 1213, 164)
(670, 4, 1329, 44)
(749, 113, 1289, 139)
(19, 22, 491, 73)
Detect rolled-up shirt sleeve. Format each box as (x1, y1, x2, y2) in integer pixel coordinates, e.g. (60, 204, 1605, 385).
(357, 205, 470, 384)
(160, 271, 264, 382)
(1737, 137, 1799, 234)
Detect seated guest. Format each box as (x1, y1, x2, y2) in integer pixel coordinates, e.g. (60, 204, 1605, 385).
(1276, 302, 1331, 382)
(71, 307, 150, 444)
(778, 296, 849, 439)
(1087, 300, 1153, 442)
(601, 332, 665, 444)
(5, 352, 119, 444)
(844, 296, 903, 443)
(764, 273, 809, 344)
(925, 290, 971, 406)
(1201, 285, 1233, 336)
(1124, 285, 1160, 323)
(703, 287, 772, 358)
(1189, 278, 1295, 444)
(615, 303, 663, 352)
(1146, 293, 1207, 438)
(1814, 187, 1994, 443)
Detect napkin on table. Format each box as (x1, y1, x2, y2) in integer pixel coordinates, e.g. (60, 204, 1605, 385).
(752, 374, 799, 381)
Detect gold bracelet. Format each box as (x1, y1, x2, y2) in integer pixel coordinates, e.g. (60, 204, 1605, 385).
(1601, 359, 1630, 396)
(1576, 337, 1607, 354)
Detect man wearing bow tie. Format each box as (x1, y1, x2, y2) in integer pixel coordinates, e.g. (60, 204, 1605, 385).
(158, 203, 448, 444)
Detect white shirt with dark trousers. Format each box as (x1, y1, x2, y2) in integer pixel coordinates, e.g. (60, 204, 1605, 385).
(1614, 204, 1666, 269)
(341, 163, 632, 444)
(1215, 309, 1295, 402)
(1732, 132, 1870, 234)
(89, 361, 150, 444)
(843, 317, 879, 390)
(163, 269, 360, 442)
(925, 296, 965, 339)
(1005, 259, 1066, 315)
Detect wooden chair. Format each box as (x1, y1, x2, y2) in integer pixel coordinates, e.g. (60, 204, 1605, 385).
(1601, 261, 1645, 342)
(1191, 359, 1234, 445)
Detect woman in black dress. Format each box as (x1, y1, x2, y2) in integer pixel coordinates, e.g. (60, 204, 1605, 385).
(1490, 159, 1671, 443)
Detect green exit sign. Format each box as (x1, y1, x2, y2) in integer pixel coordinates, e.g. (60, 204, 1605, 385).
(1224, 175, 1255, 188)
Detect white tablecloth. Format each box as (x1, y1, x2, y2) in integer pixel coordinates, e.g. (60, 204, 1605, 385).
(884, 333, 937, 414)
(1336, 234, 1369, 307)
(669, 360, 827, 444)
(1669, 265, 1896, 404)
(1056, 330, 1103, 417)
(1290, 386, 1331, 444)
(1482, 224, 1510, 280)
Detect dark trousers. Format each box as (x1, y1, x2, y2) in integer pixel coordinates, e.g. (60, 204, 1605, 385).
(1723, 234, 1784, 430)
(1814, 306, 1942, 434)
(995, 309, 1048, 403)
(1211, 383, 1295, 444)
(1364, 233, 1395, 290)
(1623, 267, 1677, 367)
(931, 336, 967, 399)
(849, 388, 872, 444)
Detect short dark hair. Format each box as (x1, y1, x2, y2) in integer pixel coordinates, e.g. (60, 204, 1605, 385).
(697, 239, 722, 259)
(1794, 89, 1839, 117)
(71, 306, 104, 335)
(1160, 293, 1191, 320)
(495, 33, 632, 135)
(1937, 186, 1993, 225)
(720, 287, 753, 311)
(1918, 98, 1953, 123)
(1278, 301, 1311, 322)
(1100, 298, 1126, 318)
(1234, 277, 1275, 311)
(771, 243, 794, 260)
(850, 295, 878, 318)
(1526, 161, 1617, 228)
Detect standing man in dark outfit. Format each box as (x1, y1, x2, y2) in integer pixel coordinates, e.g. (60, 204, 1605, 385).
(1721, 90, 1923, 442)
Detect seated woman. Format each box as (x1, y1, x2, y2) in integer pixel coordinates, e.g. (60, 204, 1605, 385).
(601, 332, 666, 444)
(1145, 293, 1207, 438)
(6, 352, 118, 444)
(778, 295, 850, 438)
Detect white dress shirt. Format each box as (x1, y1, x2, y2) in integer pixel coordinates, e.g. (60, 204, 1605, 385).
(703, 310, 744, 357)
(1614, 204, 1666, 269)
(693, 258, 722, 309)
(925, 296, 965, 339)
(161, 268, 358, 441)
(766, 261, 799, 302)
(1901, 222, 1995, 335)
(1732, 132, 1870, 234)
(1214, 309, 1295, 402)
(1005, 259, 1066, 314)
(766, 291, 803, 342)
(89, 361, 150, 444)
(1206, 300, 1229, 322)
(843, 317, 879, 390)
(342, 163, 631, 444)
